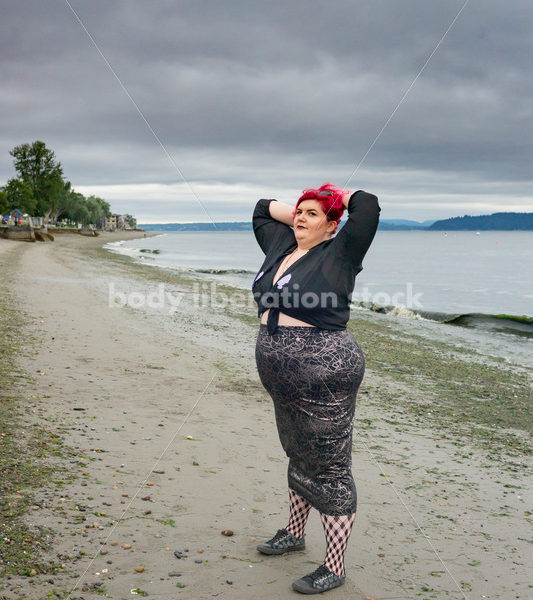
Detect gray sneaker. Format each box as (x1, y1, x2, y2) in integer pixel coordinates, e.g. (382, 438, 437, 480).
(292, 564, 345, 594)
(256, 528, 306, 555)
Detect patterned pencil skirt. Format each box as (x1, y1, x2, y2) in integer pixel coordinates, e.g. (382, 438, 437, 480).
(255, 324, 365, 516)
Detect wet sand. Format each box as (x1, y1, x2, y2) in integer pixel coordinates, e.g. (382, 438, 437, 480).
(0, 232, 530, 599)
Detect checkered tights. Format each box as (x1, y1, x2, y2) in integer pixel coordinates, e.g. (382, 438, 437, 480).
(321, 512, 356, 577)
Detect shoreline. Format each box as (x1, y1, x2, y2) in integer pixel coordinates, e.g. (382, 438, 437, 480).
(103, 234, 533, 348)
(0, 232, 531, 599)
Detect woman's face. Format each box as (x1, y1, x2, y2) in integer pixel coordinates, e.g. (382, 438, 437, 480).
(294, 199, 337, 245)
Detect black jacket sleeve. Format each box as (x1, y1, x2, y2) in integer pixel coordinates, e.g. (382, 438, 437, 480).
(329, 190, 381, 270)
(252, 198, 296, 256)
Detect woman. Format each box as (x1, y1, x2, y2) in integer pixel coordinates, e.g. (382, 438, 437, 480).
(252, 183, 380, 594)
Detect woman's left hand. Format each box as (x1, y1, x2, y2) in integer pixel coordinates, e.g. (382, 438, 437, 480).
(341, 190, 353, 210)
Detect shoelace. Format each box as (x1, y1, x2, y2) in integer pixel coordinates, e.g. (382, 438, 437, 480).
(271, 529, 291, 544)
(309, 565, 333, 584)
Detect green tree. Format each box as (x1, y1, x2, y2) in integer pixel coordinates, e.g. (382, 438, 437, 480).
(9, 140, 64, 222)
(0, 189, 8, 215)
(61, 191, 85, 225)
(91, 196, 111, 219)
(2, 178, 36, 214)
(50, 181, 75, 224)
(85, 195, 111, 226)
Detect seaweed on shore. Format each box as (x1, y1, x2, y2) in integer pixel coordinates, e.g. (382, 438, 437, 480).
(0, 249, 78, 580)
(346, 318, 532, 455)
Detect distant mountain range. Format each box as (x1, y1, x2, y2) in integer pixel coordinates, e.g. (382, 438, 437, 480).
(428, 212, 533, 231)
(141, 221, 251, 231)
(140, 212, 533, 232)
(378, 219, 436, 230)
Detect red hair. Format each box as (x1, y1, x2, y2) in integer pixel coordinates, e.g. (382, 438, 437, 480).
(293, 182, 348, 224)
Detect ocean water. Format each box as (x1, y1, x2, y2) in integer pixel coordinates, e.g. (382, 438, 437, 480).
(106, 230, 532, 314)
(104, 230, 533, 364)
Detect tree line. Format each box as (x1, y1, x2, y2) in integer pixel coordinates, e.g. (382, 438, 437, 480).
(428, 212, 533, 230)
(0, 140, 113, 226)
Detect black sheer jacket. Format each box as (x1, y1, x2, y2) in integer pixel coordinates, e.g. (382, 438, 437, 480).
(252, 190, 381, 334)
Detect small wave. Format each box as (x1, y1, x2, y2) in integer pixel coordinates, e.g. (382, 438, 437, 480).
(387, 306, 427, 321)
(417, 310, 532, 338)
(195, 268, 255, 275)
(437, 312, 533, 338)
(103, 243, 139, 255)
(352, 302, 532, 338)
(352, 301, 429, 321)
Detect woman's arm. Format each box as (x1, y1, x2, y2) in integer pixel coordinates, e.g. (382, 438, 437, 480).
(252, 199, 296, 256)
(329, 190, 381, 270)
(269, 200, 295, 226)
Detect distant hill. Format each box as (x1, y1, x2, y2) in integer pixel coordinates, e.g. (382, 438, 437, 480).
(378, 219, 429, 230)
(141, 219, 433, 231)
(381, 219, 436, 227)
(429, 212, 533, 231)
(140, 212, 533, 232)
(141, 222, 250, 231)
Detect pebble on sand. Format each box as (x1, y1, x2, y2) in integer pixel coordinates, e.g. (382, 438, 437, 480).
(121, 543, 132, 550)
(221, 530, 234, 536)
(134, 566, 145, 573)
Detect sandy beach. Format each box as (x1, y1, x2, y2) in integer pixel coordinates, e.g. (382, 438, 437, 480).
(0, 232, 530, 600)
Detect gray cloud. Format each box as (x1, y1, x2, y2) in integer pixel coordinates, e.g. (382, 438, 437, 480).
(1, 0, 532, 221)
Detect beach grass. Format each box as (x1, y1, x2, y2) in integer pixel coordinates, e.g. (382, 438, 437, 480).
(0, 251, 77, 580)
(346, 318, 532, 457)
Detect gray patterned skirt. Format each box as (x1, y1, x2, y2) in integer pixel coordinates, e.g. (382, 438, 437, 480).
(255, 324, 365, 516)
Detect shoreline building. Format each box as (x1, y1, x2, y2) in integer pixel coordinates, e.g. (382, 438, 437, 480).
(104, 214, 137, 231)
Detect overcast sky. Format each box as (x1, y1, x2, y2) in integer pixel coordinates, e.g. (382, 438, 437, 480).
(1, 0, 532, 223)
